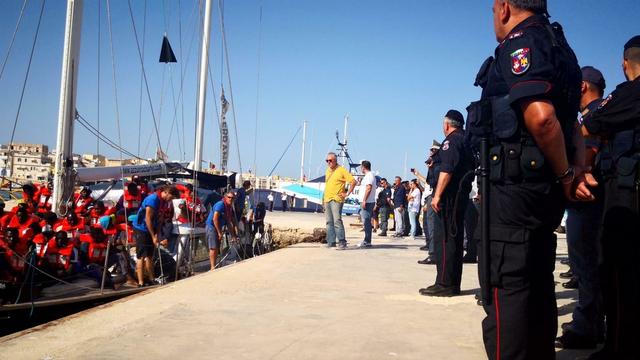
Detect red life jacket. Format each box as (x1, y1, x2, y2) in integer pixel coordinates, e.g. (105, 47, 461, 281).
(56, 244, 78, 272)
(123, 188, 142, 211)
(54, 218, 86, 245)
(4, 248, 26, 273)
(73, 194, 94, 215)
(37, 187, 53, 213)
(0, 212, 13, 233)
(7, 215, 38, 242)
(89, 208, 106, 226)
(79, 233, 108, 264)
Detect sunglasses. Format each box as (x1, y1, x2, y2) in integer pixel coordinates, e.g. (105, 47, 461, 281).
(325, 159, 334, 163)
(225, 195, 235, 200)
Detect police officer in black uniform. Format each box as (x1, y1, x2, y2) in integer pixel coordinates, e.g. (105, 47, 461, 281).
(419, 110, 473, 297)
(467, 1, 590, 358)
(581, 35, 640, 360)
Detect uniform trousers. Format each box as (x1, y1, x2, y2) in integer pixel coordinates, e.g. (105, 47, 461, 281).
(434, 195, 467, 288)
(598, 176, 640, 359)
(480, 181, 564, 360)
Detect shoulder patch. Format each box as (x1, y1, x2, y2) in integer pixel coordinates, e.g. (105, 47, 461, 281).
(442, 140, 450, 151)
(508, 31, 524, 40)
(510, 48, 530, 75)
(598, 94, 613, 109)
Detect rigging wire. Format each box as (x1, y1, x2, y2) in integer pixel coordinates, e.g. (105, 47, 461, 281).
(137, 0, 148, 158)
(8, 0, 46, 151)
(126, 0, 168, 170)
(0, 0, 29, 82)
(268, 126, 302, 177)
(252, 1, 264, 202)
(217, 0, 243, 174)
(97, 0, 101, 156)
(178, 0, 186, 161)
(76, 113, 143, 161)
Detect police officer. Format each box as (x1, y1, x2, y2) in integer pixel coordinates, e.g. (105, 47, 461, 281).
(468, 1, 591, 358)
(580, 35, 640, 360)
(556, 66, 607, 350)
(419, 110, 473, 297)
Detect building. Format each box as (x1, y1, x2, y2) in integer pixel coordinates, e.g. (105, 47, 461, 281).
(81, 154, 106, 167)
(0, 143, 51, 182)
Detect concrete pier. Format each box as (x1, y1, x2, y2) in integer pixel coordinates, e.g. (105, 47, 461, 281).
(0, 212, 592, 359)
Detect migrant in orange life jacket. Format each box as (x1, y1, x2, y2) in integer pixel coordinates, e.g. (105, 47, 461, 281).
(48, 231, 78, 273)
(54, 214, 86, 246)
(73, 193, 94, 216)
(7, 213, 38, 244)
(2, 228, 30, 275)
(88, 201, 108, 226)
(79, 231, 108, 264)
(123, 187, 142, 212)
(0, 211, 13, 234)
(21, 184, 39, 214)
(37, 186, 53, 213)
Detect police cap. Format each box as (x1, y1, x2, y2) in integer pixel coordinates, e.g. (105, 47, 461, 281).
(624, 35, 640, 51)
(445, 110, 465, 128)
(581, 66, 606, 91)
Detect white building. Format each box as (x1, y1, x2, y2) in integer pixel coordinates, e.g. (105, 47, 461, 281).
(0, 143, 51, 182)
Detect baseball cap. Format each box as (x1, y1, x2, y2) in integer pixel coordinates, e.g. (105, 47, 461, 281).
(581, 66, 606, 91)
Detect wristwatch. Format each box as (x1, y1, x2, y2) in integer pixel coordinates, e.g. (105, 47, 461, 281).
(557, 167, 575, 185)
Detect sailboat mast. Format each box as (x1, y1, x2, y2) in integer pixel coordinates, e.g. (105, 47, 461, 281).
(53, 0, 84, 214)
(300, 120, 307, 182)
(194, 0, 214, 172)
(342, 114, 349, 168)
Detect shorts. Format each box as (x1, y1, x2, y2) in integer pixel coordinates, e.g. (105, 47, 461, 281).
(206, 227, 220, 250)
(134, 229, 154, 258)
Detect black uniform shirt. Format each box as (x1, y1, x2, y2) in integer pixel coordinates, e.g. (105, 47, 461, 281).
(434, 129, 472, 198)
(479, 15, 581, 142)
(583, 77, 640, 137)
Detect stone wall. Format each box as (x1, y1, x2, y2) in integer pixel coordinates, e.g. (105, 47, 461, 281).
(271, 227, 326, 248)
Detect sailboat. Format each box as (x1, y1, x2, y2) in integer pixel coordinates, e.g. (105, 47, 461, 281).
(0, 0, 254, 323)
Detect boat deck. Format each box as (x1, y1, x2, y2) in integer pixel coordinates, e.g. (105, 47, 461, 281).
(0, 212, 594, 359)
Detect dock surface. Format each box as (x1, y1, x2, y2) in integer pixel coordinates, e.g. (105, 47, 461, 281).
(1, 212, 591, 359)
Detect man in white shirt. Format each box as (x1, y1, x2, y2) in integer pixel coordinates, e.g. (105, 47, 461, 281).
(359, 160, 377, 247)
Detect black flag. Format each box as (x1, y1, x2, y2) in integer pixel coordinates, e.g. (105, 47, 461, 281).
(159, 35, 177, 63)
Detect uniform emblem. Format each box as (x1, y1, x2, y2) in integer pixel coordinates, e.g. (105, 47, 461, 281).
(510, 48, 530, 75)
(508, 31, 523, 40)
(598, 94, 613, 109)
(442, 140, 450, 151)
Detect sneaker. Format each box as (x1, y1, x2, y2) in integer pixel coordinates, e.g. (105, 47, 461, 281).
(358, 241, 372, 248)
(324, 242, 337, 248)
(336, 243, 347, 250)
(378, 232, 387, 237)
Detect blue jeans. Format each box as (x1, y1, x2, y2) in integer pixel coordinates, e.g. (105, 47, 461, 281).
(566, 203, 604, 340)
(360, 203, 374, 244)
(325, 200, 345, 245)
(408, 210, 418, 236)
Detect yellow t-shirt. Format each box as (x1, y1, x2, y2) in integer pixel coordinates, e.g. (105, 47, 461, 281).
(323, 165, 355, 203)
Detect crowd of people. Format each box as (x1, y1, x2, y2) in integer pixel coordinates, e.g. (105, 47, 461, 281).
(322, 1, 639, 359)
(0, 176, 268, 304)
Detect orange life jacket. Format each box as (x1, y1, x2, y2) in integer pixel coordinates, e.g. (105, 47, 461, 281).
(73, 194, 94, 215)
(79, 233, 108, 264)
(37, 187, 53, 213)
(123, 188, 142, 211)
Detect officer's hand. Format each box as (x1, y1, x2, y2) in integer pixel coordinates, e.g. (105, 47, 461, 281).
(574, 172, 598, 202)
(431, 196, 441, 213)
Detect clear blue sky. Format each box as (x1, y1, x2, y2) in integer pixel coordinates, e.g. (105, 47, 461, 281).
(1, 0, 638, 180)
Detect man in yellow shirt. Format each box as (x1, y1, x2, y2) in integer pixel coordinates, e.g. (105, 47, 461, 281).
(323, 152, 356, 249)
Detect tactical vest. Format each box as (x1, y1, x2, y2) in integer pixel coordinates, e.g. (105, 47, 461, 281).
(467, 21, 581, 184)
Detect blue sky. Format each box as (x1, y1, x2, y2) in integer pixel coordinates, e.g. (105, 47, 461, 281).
(1, 0, 638, 180)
